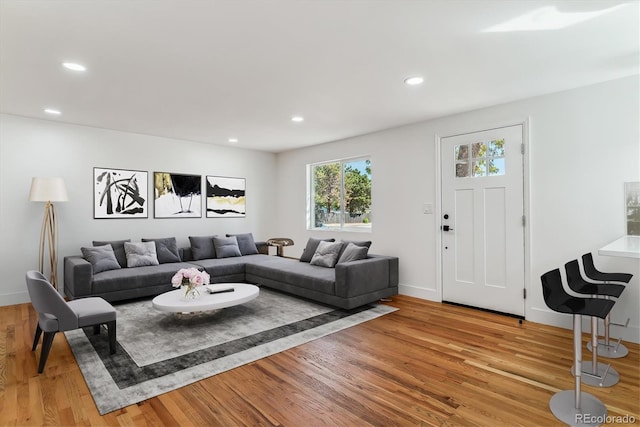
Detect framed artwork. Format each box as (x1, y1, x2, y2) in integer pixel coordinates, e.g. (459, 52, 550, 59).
(625, 181, 640, 235)
(206, 176, 246, 218)
(94, 167, 148, 219)
(154, 172, 202, 218)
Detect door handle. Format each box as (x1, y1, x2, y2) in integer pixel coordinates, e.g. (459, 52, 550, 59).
(441, 225, 454, 231)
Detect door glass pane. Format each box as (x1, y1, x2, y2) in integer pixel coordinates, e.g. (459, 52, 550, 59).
(455, 144, 469, 160)
(488, 158, 505, 176)
(456, 162, 470, 178)
(472, 160, 486, 177)
(472, 142, 486, 159)
(488, 139, 505, 157)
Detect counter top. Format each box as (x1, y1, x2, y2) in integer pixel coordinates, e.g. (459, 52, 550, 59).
(598, 235, 640, 259)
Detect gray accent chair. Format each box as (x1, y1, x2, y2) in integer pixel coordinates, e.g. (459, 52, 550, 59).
(25, 271, 117, 373)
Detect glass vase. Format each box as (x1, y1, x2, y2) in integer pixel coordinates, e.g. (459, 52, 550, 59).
(183, 285, 200, 300)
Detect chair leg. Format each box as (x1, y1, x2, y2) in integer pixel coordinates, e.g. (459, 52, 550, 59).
(32, 324, 42, 351)
(106, 320, 116, 355)
(38, 331, 56, 374)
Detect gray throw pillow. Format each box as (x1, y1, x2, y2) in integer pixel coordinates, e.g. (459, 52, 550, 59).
(300, 237, 335, 263)
(213, 236, 242, 258)
(93, 239, 131, 268)
(81, 245, 121, 274)
(124, 241, 159, 267)
(310, 241, 344, 268)
(226, 233, 259, 255)
(189, 235, 217, 260)
(142, 237, 181, 263)
(338, 239, 372, 259)
(337, 242, 369, 264)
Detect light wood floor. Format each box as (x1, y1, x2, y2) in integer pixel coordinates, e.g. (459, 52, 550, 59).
(1, 295, 638, 426)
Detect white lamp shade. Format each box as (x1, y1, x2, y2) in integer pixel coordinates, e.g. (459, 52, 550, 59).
(29, 177, 69, 202)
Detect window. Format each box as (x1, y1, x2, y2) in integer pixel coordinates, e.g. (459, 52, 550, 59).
(309, 157, 372, 231)
(455, 139, 505, 178)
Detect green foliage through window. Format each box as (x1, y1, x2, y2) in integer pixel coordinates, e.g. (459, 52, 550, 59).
(310, 158, 372, 230)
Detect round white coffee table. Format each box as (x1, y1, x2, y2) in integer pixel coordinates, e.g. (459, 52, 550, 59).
(152, 283, 259, 313)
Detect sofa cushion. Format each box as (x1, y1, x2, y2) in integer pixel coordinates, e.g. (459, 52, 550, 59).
(189, 235, 217, 260)
(142, 237, 181, 263)
(245, 257, 336, 295)
(300, 237, 335, 263)
(93, 239, 131, 268)
(190, 257, 248, 277)
(337, 242, 369, 264)
(124, 241, 159, 267)
(338, 239, 372, 259)
(227, 233, 259, 255)
(92, 262, 197, 293)
(213, 236, 242, 258)
(310, 241, 343, 268)
(81, 245, 121, 274)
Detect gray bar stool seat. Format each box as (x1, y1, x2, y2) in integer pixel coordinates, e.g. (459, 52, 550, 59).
(541, 268, 615, 426)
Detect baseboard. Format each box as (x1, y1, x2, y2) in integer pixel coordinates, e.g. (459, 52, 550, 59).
(398, 284, 439, 302)
(0, 290, 30, 307)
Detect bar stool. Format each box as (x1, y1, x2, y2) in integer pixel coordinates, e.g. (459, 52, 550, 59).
(542, 268, 615, 426)
(582, 253, 632, 359)
(565, 260, 623, 387)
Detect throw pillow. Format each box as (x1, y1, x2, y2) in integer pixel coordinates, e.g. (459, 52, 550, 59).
(337, 242, 369, 264)
(300, 237, 335, 263)
(81, 245, 121, 274)
(142, 237, 181, 263)
(124, 241, 159, 267)
(338, 239, 372, 259)
(213, 236, 242, 258)
(226, 233, 259, 255)
(189, 235, 217, 260)
(310, 241, 343, 268)
(92, 239, 131, 268)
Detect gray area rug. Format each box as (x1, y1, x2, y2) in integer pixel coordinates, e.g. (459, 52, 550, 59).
(65, 288, 397, 415)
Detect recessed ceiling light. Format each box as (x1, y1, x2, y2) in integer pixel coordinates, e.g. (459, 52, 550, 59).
(291, 116, 304, 123)
(483, 4, 627, 32)
(44, 108, 61, 115)
(62, 62, 87, 72)
(404, 76, 424, 86)
(228, 138, 238, 144)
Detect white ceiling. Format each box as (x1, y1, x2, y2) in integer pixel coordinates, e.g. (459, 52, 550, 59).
(1, 1, 638, 153)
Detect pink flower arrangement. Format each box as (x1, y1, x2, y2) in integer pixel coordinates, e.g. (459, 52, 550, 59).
(171, 267, 210, 288)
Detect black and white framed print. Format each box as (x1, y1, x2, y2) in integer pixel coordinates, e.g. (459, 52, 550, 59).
(94, 167, 148, 219)
(154, 172, 202, 218)
(206, 176, 246, 218)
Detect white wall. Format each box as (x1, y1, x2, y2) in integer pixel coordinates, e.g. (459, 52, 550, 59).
(0, 114, 277, 305)
(274, 76, 640, 342)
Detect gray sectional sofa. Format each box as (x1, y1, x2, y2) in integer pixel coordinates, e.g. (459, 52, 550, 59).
(64, 234, 399, 310)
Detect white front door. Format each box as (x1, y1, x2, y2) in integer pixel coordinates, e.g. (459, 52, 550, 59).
(441, 125, 525, 317)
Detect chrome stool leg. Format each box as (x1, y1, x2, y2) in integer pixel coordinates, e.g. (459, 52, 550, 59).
(551, 314, 607, 426)
(572, 317, 619, 387)
(587, 310, 629, 358)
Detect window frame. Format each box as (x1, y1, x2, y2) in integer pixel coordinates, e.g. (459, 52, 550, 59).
(307, 156, 372, 232)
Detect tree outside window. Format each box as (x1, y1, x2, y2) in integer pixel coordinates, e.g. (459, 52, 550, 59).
(310, 158, 371, 230)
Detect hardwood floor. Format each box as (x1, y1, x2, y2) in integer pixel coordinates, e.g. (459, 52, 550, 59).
(1, 295, 638, 426)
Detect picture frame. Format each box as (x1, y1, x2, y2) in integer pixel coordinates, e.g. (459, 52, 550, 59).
(94, 167, 148, 219)
(206, 176, 246, 218)
(154, 172, 202, 218)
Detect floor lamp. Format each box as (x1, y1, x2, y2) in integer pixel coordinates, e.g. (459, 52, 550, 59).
(29, 177, 68, 290)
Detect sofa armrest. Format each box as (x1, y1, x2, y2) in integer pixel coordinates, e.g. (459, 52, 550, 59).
(64, 256, 93, 299)
(256, 241, 269, 255)
(334, 255, 398, 298)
